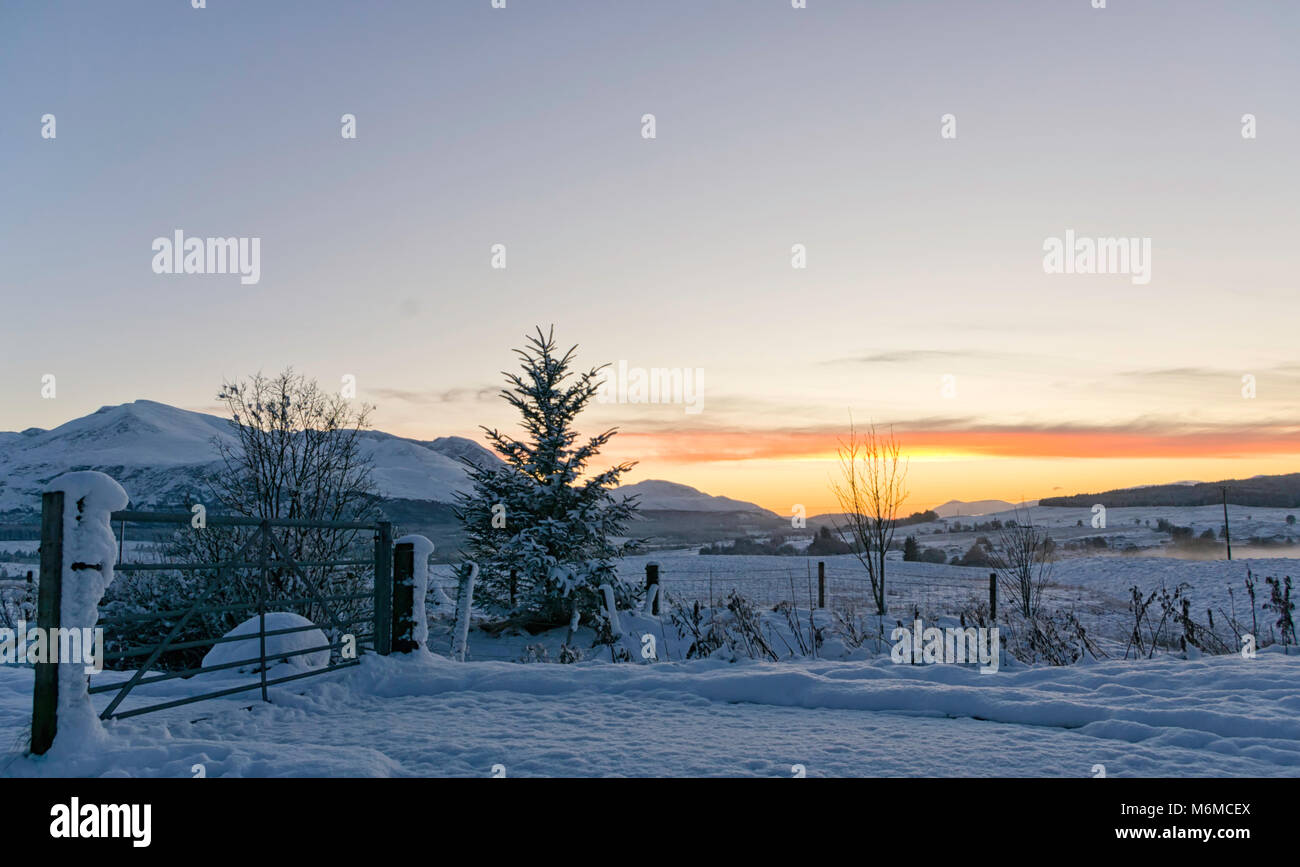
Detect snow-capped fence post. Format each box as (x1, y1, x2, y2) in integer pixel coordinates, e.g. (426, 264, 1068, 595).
(373, 522, 394, 655)
(818, 561, 826, 608)
(988, 573, 997, 621)
(645, 563, 660, 616)
(599, 583, 623, 639)
(451, 562, 477, 661)
(30, 472, 129, 755)
(641, 582, 658, 615)
(392, 535, 433, 653)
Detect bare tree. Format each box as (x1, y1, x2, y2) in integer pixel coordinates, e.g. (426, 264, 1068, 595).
(211, 369, 379, 596)
(188, 371, 375, 598)
(830, 420, 909, 616)
(989, 507, 1053, 618)
(106, 369, 382, 669)
(213, 370, 376, 526)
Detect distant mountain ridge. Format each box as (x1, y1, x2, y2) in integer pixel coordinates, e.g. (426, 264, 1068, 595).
(932, 499, 1029, 517)
(0, 400, 771, 519)
(614, 480, 774, 515)
(1039, 474, 1300, 509)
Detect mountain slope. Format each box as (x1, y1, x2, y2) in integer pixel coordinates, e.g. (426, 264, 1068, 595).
(615, 480, 773, 516)
(0, 401, 772, 520)
(0, 401, 481, 514)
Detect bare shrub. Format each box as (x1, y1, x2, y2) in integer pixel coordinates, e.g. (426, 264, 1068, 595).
(988, 507, 1053, 619)
(1005, 609, 1104, 666)
(1264, 575, 1296, 652)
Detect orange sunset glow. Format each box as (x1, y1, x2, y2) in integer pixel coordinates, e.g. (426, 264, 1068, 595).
(596, 426, 1300, 516)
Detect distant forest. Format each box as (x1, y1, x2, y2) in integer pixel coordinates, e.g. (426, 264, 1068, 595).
(1040, 473, 1300, 508)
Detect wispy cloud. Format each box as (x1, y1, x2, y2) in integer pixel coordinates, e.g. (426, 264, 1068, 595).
(371, 386, 499, 406)
(1118, 364, 1300, 385)
(825, 349, 1022, 366)
(1118, 367, 1224, 380)
(182, 404, 227, 417)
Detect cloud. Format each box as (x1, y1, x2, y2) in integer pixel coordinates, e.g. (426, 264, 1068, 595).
(182, 404, 227, 416)
(370, 386, 499, 405)
(826, 349, 1020, 366)
(1118, 367, 1224, 380)
(1118, 364, 1300, 386)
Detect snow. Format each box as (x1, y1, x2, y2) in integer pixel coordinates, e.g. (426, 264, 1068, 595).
(29, 401, 235, 468)
(41, 471, 129, 753)
(2, 648, 1296, 777)
(200, 613, 330, 673)
(355, 431, 481, 502)
(394, 534, 434, 647)
(420, 436, 499, 469)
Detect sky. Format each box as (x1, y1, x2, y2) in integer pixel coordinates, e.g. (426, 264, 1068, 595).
(1, 0, 1298, 516)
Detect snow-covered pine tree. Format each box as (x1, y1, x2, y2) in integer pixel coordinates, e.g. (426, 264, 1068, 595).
(454, 327, 641, 628)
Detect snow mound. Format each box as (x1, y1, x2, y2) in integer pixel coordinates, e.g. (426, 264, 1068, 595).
(201, 613, 330, 672)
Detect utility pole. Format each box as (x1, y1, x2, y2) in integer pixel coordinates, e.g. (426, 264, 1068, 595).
(1221, 486, 1232, 561)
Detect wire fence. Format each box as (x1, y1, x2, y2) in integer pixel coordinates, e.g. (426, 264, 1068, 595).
(620, 561, 995, 620)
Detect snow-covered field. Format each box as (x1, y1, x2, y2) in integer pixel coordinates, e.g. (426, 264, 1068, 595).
(3, 518, 1297, 778)
(464, 549, 1292, 656)
(3, 648, 1297, 777)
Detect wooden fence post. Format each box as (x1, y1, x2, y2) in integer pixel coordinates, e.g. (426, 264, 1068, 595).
(391, 541, 416, 653)
(645, 563, 660, 616)
(30, 473, 127, 755)
(373, 522, 393, 655)
(30, 491, 64, 755)
(818, 561, 826, 609)
(989, 573, 997, 621)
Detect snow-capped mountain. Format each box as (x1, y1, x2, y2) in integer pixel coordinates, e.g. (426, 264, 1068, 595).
(0, 401, 772, 517)
(0, 401, 490, 514)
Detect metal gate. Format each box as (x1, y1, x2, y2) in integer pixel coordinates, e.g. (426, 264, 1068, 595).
(83, 509, 395, 720)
